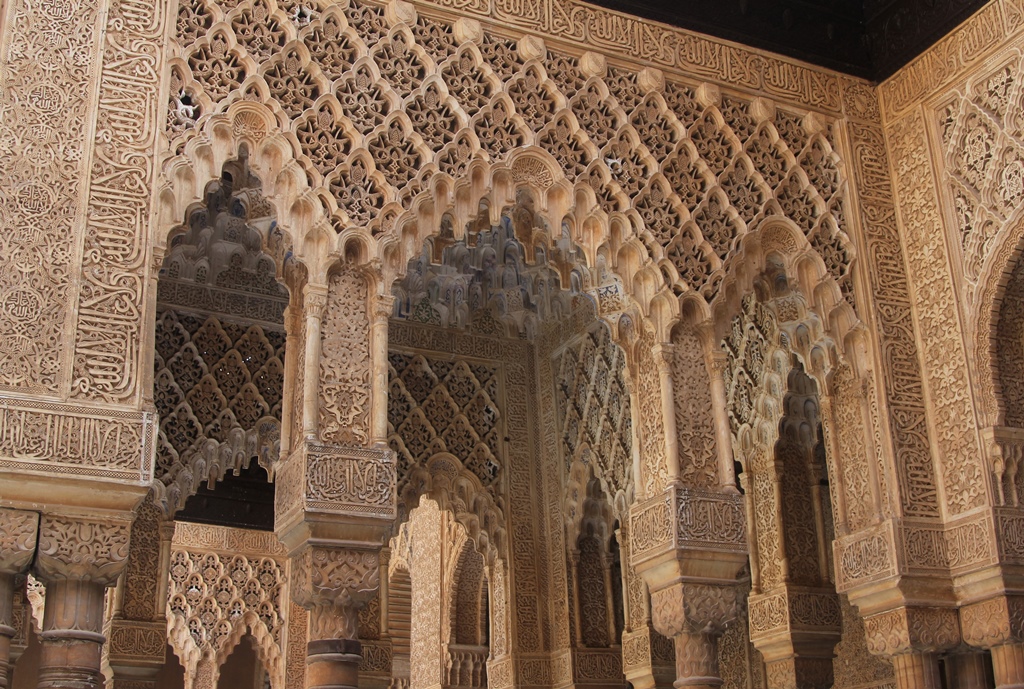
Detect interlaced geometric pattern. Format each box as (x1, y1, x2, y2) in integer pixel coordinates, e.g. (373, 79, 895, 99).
(167, 548, 284, 666)
(387, 352, 502, 490)
(154, 163, 287, 515)
(555, 323, 632, 497)
(940, 53, 1024, 289)
(168, 0, 855, 306)
(154, 310, 285, 514)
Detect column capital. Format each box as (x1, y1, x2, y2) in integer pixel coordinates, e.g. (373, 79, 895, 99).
(863, 606, 960, 657)
(649, 582, 740, 639)
(0, 508, 37, 576)
(961, 595, 1024, 649)
(372, 294, 396, 322)
(33, 513, 133, 586)
(291, 545, 380, 641)
(303, 283, 329, 318)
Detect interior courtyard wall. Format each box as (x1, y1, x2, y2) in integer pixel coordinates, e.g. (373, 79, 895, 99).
(387, 319, 534, 688)
(9, 0, 1024, 685)
(876, 0, 1024, 671)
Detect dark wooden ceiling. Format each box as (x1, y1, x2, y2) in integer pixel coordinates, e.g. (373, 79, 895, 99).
(586, 0, 990, 80)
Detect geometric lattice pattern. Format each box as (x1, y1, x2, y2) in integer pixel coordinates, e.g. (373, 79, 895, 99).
(555, 323, 632, 498)
(170, 0, 854, 305)
(388, 351, 503, 490)
(153, 310, 285, 514)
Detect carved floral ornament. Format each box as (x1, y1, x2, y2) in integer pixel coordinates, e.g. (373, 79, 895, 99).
(158, 0, 861, 345)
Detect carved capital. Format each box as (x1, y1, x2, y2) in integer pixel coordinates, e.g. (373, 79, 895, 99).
(303, 284, 328, 319)
(276, 442, 396, 536)
(34, 514, 132, 585)
(863, 607, 960, 657)
(384, 0, 416, 25)
(650, 582, 738, 639)
(0, 508, 38, 575)
(749, 97, 776, 123)
(292, 546, 380, 641)
(695, 83, 721, 108)
(961, 595, 1024, 649)
(372, 294, 396, 322)
(637, 67, 664, 93)
(107, 620, 167, 665)
(630, 486, 747, 584)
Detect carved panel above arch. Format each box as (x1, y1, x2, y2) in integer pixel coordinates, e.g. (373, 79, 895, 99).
(167, 0, 856, 314)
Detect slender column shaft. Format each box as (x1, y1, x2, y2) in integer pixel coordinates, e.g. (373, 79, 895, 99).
(0, 574, 15, 689)
(992, 643, 1024, 689)
(708, 354, 736, 489)
(891, 653, 942, 689)
(36, 579, 107, 689)
(569, 552, 582, 646)
(307, 639, 362, 689)
(601, 553, 617, 645)
(370, 297, 393, 442)
(948, 652, 989, 689)
(654, 345, 681, 479)
(302, 285, 327, 439)
(673, 631, 721, 689)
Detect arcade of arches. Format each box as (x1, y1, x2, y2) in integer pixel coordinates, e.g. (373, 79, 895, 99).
(5, 0, 1024, 688)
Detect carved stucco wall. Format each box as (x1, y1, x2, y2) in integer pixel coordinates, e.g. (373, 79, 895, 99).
(880, 0, 1024, 578)
(388, 321, 533, 687)
(164, 522, 300, 689)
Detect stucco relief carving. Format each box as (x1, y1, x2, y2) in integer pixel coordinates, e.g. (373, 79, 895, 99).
(862, 607, 960, 657)
(0, 0, 100, 396)
(166, 523, 286, 688)
(165, 0, 855, 324)
(319, 268, 372, 446)
(72, 0, 167, 403)
(887, 110, 986, 517)
(291, 545, 379, 641)
(34, 514, 133, 585)
(0, 508, 38, 575)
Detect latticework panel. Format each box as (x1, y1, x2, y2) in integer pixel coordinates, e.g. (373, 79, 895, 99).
(387, 351, 502, 492)
(167, 0, 855, 307)
(555, 323, 632, 498)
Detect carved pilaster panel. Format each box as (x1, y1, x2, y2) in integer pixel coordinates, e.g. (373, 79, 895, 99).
(0, 401, 155, 483)
(107, 620, 166, 665)
(70, 0, 168, 403)
(630, 485, 746, 577)
(275, 441, 397, 535)
(750, 590, 841, 635)
(886, 108, 987, 516)
(0, 0, 101, 397)
(834, 522, 898, 593)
